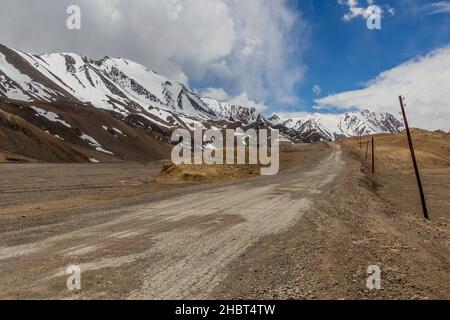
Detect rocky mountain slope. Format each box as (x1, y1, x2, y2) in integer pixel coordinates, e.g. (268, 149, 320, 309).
(269, 111, 405, 143)
(0, 43, 405, 162)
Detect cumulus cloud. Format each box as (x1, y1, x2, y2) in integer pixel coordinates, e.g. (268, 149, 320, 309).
(0, 0, 306, 108)
(0, 0, 236, 83)
(193, 0, 307, 107)
(315, 45, 450, 131)
(423, 1, 450, 14)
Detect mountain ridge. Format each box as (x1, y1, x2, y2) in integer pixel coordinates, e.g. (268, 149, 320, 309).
(0, 43, 406, 162)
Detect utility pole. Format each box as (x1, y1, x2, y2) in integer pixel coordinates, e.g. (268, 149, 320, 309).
(372, 137, 375, 174)
(365, 140, 370, 165)
(399, 96, 429, 220)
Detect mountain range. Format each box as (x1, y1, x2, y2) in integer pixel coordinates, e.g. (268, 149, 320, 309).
(0, 43, 405, 163)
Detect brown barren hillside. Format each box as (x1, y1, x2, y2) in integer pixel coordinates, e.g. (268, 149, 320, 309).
(0, 100, 173, 163)
(370, 129, 450, 170)
(341, 129, 450, 225)
(0, 109, 88, 162)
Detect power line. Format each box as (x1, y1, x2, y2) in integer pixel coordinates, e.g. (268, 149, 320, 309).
(408, 65, 450, 107)
(404, 49, 450, 99)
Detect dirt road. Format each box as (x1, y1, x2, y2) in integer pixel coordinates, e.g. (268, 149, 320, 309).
(0, 144, 340, 299)
(0, 143, 448, 300)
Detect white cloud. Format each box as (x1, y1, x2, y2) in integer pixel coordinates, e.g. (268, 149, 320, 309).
(227, 92, 269, 112)
(315, 45, 450, 131)
(337, 0, 395, 21)
(312, 84, 322, 96)
(0, 0, 307, 106)
(197, 0, 307, 106)
(201, 87, 230, 101)
(338, 0, 371, 21)
(424, 1, 450, 14)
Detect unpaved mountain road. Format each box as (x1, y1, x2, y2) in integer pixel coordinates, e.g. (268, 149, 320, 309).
(0, 144, 339, 299)
(0, 143, 448, 299)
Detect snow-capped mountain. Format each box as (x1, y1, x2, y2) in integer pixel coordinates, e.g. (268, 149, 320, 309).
(0, 42, 406, 162)
(269, 111, 405, 143)
(201, 97, 262, 123)
(0, 43, 218, 130)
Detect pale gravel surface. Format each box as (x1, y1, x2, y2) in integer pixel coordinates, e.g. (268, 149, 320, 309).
(0, 145, 338, 299)
(1, 143, 448, 300)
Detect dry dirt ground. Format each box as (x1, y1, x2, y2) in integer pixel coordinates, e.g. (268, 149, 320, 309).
(0, 139, 448, 300)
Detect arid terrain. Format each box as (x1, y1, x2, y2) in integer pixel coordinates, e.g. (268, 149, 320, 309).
(0, 133, 449, 300)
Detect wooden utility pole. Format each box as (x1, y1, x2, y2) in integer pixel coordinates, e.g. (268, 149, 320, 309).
(399, 96, 429, 220)
(372, 137, 375, 174)
(365, 141, 369, 164)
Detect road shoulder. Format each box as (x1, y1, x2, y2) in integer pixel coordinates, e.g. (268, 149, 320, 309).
(212, 150, 450, 300)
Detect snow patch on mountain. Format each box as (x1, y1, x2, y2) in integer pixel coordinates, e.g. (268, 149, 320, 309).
(31, 106, 72, 128)
(80, 132, 114, 155)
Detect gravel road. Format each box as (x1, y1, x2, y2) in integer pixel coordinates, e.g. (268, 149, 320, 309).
(0, 144, 340, 299)
(1, 143, 448, 300)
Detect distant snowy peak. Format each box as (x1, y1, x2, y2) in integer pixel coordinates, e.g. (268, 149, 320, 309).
(336, 110, 405, 137)
(201, 97, 261, 124)
(269, 110, 405, 142)
(201, 100, 404, 141)
(266, 114, 283, 125)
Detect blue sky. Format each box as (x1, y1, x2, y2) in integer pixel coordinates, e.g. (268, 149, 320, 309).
(273, 0, 450, 114)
